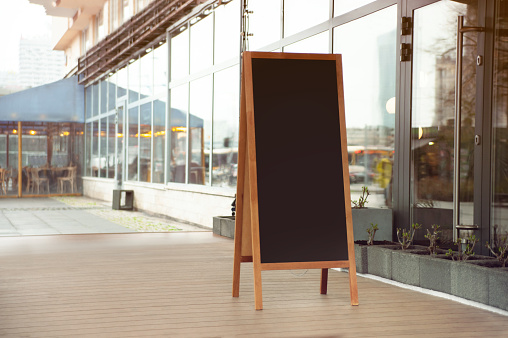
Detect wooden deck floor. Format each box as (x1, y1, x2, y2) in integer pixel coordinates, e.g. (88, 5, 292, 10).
(0, 232, 507, 337)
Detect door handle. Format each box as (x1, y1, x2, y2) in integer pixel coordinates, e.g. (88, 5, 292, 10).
(453, 16, 484, 241)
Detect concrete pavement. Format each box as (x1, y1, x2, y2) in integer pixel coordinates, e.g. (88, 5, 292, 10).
(0, 196, 208, 236)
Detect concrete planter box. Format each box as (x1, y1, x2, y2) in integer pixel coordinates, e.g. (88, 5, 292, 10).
(367, 245, 397, 279)
(212, 216, 235, 239)
(352, 208, 393, 242)
(362, 245, 508, 311)
(391, 249, 421, 287)
(419, 254, 453, 294)
(354, 244, 369, 274)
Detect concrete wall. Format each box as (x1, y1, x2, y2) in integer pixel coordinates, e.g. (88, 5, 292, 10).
(82, 177, 235, 229)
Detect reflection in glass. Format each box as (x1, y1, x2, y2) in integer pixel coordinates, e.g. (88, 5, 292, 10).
(212, 65, 239, 188)
(283, 31, 329, 53)
(86, 122, 92, 176)
(169, 84, 188, 183)
(86, 86, 92, 119)
(108, 75, 116, 111)
(92, 83, 99, 116)
(410, 1, 477, 242)
(334, 6, 396, 209)
(117, 67, 127, 97)
(284, 0, 328, 37)
(153, 97, 166, 183)
(189, 75, 212, 185)
(190, 14, 213, 73)
(171, 28, 189, 81)
(140, 103, 152, 182)
(140, 51, 153, 99)
(247, 0, 280, 50)
(214, 0, 240, 64)
(491, 0, 508, 241)
(154, 43, 168, 95)
(117, 107, 125, 183)
(100, 117, 108, 177)
(334, 0, 376, 17)
(128, 106, 139, 180)
(129, 58, 140, 103)
(100, 80, 108, 114)
(92, 121, 99, 177)
(108, 114, 116, 178)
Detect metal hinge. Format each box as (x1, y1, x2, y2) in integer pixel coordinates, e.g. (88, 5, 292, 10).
(401, 17, 412, 35)
(400, 43, 412, 62)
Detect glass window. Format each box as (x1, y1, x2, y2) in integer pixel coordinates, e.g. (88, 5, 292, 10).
(108, 114, 116, 178)
(129, 58, 140, 103)
(283, 31, 329, 53)
(97, 7, 107, 42)
(92, 83, 99, 116)
(190, 14, 213, 74)
(212, 65, 239, 188)
(154, 43, 168, 95)
(333, 6, 397, 208)
(128, 106, 139, 180)
(490, 0, 508, 241)
(140, 102, 152, 182)
(92, 121, 99, 177)
(247, 0, 280, 51)
(214, 0, 240, 64)
(86, 122, 92, 176)
(284, 0, 329, 37)
(108, 75, 116, 111)
(100, 80, 108, 114)
(111, 0, 119, 31)
(189, 75, 212, 185)
(171, 28, 189, 81)
(86, 86, 92, 119)
(334, 0, 376, 17)
(169, 84, 188, 183)
(117, 67, 127, 98)
(140, 51, 153, 99)
(117, 107, 125, 182)
(137, 0, 145, 12)
(100, 117, 108, 177)
(153, 97, 166, 183)
(123, 0, 133, 22)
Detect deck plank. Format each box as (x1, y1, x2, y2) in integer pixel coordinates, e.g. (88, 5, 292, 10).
(0, 232, 507, 337)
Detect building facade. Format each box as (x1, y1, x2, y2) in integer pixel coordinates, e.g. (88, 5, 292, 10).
(31, 0, 507, 253)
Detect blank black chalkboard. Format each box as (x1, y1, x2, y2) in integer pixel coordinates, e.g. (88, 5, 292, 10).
(232, 52, 358, 310)
(251, 58, 349, 264)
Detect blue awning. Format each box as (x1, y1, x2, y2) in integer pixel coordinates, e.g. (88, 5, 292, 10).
(0, 76, 84, 123)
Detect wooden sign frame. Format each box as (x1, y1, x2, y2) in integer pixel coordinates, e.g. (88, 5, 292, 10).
(232, 52, 358, 310)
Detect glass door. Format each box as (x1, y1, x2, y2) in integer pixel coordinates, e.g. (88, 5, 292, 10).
(408, 0, 484, 246)
(490, 0, 508, 250)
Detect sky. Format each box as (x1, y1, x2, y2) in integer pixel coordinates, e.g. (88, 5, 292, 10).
(0, 0, 52, 72)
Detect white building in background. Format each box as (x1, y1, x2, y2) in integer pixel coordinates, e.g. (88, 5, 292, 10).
(18, 38, 65, 88)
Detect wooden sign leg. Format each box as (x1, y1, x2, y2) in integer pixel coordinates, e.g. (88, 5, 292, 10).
(253, 262, 263, 310)
(232, 222, 242, 297)
(348, 257, 359, 305)
(320, 268, 328, 295)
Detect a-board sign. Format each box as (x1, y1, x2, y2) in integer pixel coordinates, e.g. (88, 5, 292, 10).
(232, 52, 358, 310)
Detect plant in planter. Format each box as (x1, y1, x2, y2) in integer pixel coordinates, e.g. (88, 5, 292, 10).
(424, 224, 441, 256)
(396, 223, 421, 250)
(485, 231, 508, 267)
(366, 223, 378, 245)
(352, 186, 370, 209)
(446, 234, 478, 261)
